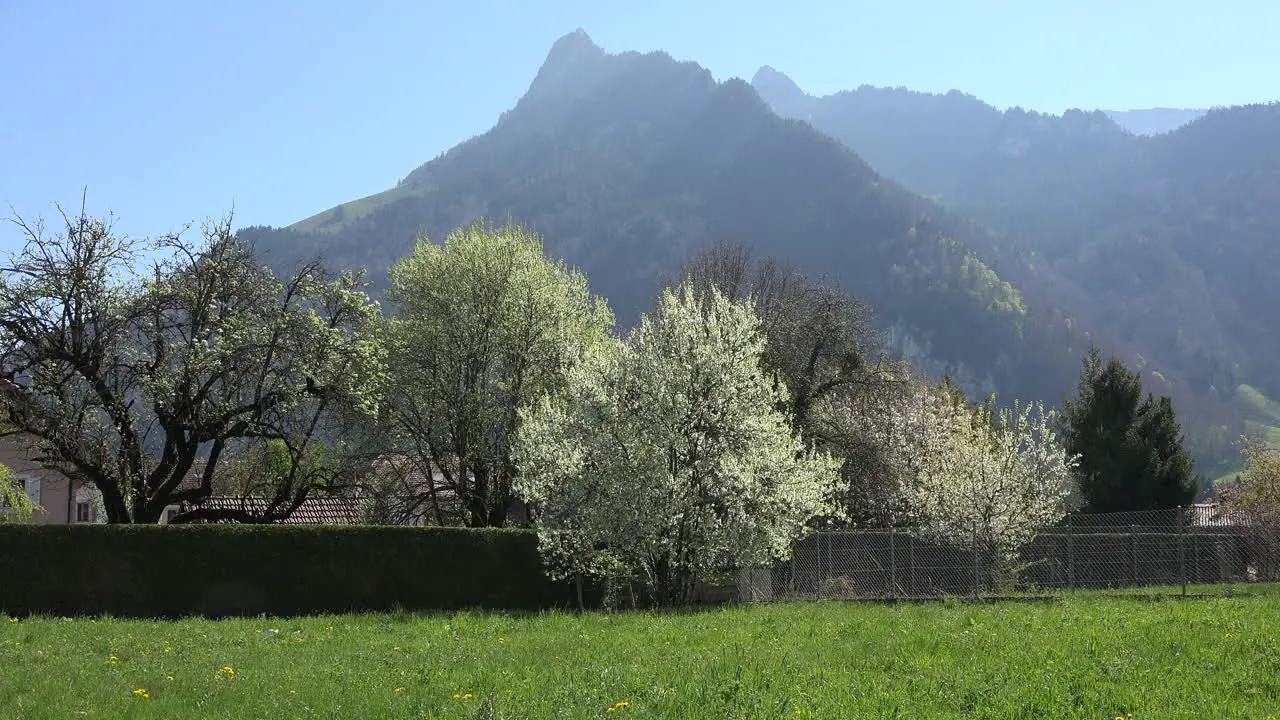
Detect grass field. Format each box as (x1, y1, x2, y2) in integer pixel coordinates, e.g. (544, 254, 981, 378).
(1205, 383, 1280, 487)
(4, 589, 1280, 719)
(1235, 384, 1280, 447)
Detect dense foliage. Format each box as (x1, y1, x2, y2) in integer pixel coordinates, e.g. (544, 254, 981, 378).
(1060, 347, 1199, 513)
(0, 464, 35, 522)
(907, 396, 1078, 559)
(0, 524, 572, 617)
(385, 220, 613, 527)
(515, 283, 840, 605)
(1221, 438, 1280, 557)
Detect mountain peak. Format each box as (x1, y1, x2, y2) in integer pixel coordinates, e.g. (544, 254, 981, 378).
(543, 28, 604, 68)
(517, 28, 609, 107)
(750, 66, 812, 118)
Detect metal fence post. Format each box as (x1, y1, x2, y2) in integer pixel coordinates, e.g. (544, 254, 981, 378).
(889, 526, 897, 599)
(909, 534, 916, 597)
(1178, 506, 1187, 597)
(1067, 514, 1075, 591)
(1131, 524, 1138, 585)
(824, 527, 834, 589)
(972, 522, 981, 601)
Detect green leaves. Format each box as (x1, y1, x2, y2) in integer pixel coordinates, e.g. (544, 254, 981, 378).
(0, 465, 37, 523)
(1061, 348, 1198, 513)
(386, 219, 614, 527)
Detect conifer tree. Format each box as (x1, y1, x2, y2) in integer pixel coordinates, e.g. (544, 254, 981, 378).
(1061, 347, 1198, 513)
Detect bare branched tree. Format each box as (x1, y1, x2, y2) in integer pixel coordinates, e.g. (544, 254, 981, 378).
(0, 203, 386, 523)
(677, 239, 912, 526)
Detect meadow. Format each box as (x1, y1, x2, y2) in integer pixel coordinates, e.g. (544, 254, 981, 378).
(3, 588, 1279, 719)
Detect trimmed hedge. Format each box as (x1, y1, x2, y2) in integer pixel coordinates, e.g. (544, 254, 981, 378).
(0, 524, 579, 618)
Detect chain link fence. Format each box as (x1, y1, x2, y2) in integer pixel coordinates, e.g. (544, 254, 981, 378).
(739, 505, 1279, 601)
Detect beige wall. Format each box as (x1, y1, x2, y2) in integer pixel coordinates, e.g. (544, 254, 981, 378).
(0, 436, 77, 523)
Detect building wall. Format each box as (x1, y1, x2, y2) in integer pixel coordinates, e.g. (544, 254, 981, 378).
(0, 436, 104, 524)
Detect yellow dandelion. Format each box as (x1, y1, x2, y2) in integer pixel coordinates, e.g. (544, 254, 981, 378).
(395, 687, 406, 693)
(133, 688, 148, 696)
(166, 675, 174, 681)
(223, 665, 235, 676)
(392, 646, 401, 651)
(464, 693, 473, 699)
(6, 617, 17, 623)
(289, 690, 297, 695)
(1225, 633, 1233, 639)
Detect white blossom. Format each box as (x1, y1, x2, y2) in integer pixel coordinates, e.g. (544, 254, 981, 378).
(514, 283, 841, 605)
(838, 383, 1079, 559)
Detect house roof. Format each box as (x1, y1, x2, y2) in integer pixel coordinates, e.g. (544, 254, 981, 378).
(177, 495, 365, 524)
(1190, 502, 1252, 528)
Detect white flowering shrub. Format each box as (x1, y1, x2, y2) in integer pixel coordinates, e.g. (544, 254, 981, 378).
(514, 283, 841, 606)
(917, 397, 1078, 561)
(837, 384, 1078, 564)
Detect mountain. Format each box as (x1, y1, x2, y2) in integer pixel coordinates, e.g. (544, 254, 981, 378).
(751, 67, 1280, 469)
(238, 30, 1091, 411)
(749, 66, 1137, 212)
(1104, 108, 1209, 136)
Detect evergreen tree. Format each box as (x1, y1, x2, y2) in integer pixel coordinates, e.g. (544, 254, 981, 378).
(1061, 346, 1199, 513)
(1128, 394, 1200, 510)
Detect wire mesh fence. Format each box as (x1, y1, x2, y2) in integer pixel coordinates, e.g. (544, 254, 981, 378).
(741, 505, 1280, 601)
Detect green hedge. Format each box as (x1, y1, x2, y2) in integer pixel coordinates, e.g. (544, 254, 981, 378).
(0, 524, 580, 618)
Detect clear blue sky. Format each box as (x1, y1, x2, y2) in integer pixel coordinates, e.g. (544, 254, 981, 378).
(3, 0, 1277, 251)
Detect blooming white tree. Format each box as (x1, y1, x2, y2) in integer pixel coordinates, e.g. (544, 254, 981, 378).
(514, 283, 841, 606)
(822, 372, 945, 526)
(912, 397, 1078, 561)
(836, 383, 1078, 562)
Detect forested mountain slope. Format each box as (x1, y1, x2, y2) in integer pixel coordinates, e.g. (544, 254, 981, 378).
(237, 30, 1091, 412)
(753, 67, 1280, 466)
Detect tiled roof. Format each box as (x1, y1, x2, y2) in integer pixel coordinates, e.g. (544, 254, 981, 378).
(178, 495, 365, 524)
(144, 458, 227, 492)
(367, 453, 459, 494)
(1190, 502, 1252, 528)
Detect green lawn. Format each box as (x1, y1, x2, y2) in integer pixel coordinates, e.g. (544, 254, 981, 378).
(288, 184, 423, 234)
(4, 588, 1280, 719)
(1206, 383, 1280, 486)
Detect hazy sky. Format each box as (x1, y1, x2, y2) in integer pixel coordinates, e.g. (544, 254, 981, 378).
(3, 0, 1277, 250)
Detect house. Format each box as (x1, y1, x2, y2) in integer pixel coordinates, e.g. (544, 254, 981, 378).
(361, 452, 529, 527)
(1189, 502, 1252, 528)
(0, 439, 518, 527)
(363, 453, 466, 526)
(0, 436, 105, 524)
